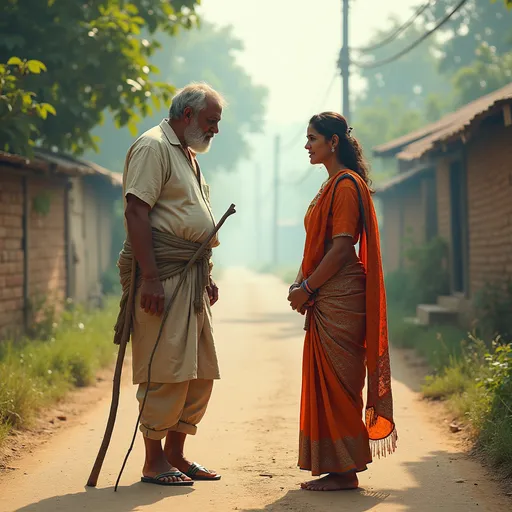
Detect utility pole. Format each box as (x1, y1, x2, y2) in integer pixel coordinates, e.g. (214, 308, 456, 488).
(272, 135, 280, 266)
(340, 0, 350, 120)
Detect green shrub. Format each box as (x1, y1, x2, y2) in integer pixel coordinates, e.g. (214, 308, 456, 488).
(0, 298, 118, 445)
(386, 236, 450, 312)
(422, 336, 512, 476)
(388, 305, 466, 369)
(474, 280, 512, 341)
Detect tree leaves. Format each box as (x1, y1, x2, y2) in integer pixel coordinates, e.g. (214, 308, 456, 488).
(0, 0, 200, 154)
(0, 57, 55, 155)
(7, 56, 22, 66)
(26, 60, 46, 74)
(86, 20, 268, 173)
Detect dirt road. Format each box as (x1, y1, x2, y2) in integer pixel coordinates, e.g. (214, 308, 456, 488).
(0, 269, 509, 511)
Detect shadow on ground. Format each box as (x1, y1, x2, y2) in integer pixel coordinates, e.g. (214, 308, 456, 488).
(15, 482, 193, 512)
(242, 450, 489, 512)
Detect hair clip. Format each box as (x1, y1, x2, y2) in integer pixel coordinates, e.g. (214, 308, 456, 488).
(347, 126, 353, 137)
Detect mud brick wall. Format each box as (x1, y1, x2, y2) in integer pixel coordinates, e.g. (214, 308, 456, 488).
(0, 173, 24, 336)
(466, 123, 512, 297)
(0, 171, 67, 338)
(28, 177, 67, 308)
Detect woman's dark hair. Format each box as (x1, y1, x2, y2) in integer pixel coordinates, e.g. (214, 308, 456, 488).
(309, 112, 372, 190)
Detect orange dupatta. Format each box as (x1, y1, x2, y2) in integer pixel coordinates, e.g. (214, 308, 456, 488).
(301, 170, 397, 456)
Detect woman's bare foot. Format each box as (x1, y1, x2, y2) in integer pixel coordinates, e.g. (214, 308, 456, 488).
(300, 472, 359, 491)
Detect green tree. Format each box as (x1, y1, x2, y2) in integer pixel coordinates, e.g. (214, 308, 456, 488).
(89, 21, 268, 173)
(0, 0, 199, 155)
(353, 16, 451, 112)
(452, 43, 512, 105)
(351, 16, 452, 181)
(0, 57, 55, 154)
(352, 97, 425, 184)
(422, 0, 511, 73)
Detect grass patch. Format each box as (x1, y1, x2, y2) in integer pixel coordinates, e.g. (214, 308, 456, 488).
(390, 304, 512, 479)
(0, 298, 118, 446)
(388, 305, 466, 370)
(422, 338, 512, 477)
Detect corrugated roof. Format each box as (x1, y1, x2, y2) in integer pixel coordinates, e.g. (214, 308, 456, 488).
(0, 149, 122, 187)
(373, 82, 512, 159)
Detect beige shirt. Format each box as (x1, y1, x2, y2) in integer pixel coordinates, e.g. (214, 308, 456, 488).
(123, 119, 219, 247)
(123, 120, 220, 384)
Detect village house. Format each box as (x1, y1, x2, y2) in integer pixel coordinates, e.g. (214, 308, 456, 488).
(0, 150, 122, 338)
(374, 82, 512, 326)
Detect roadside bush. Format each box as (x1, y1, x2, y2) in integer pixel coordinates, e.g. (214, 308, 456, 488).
(473, 279, 512, 341)
(0, 298, 118, 447)
(385, 236, 450, 313)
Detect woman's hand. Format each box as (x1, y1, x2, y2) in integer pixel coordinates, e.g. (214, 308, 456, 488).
(287, 286, 310, 312)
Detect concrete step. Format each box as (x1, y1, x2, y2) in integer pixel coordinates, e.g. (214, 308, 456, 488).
(437, 295, 463, 311)
(417, 304, 459, 326)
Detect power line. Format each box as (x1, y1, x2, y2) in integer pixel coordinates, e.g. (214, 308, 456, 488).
(351, 0, 469, 70)
(351, 0, 435, 54)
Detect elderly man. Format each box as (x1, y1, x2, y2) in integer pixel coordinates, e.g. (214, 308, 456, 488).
(120, 83, 225, 486)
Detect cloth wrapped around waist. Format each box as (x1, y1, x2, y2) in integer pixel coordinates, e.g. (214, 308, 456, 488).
(113, 229, 212, 345)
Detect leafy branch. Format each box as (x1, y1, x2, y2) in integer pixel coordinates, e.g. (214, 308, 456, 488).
(0, 57, 55, 155)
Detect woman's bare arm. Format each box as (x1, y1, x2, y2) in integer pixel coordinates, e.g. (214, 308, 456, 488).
(305, 236, 354, 291)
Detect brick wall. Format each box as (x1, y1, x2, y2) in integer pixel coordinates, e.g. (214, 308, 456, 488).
(467, 123, 512, 297)
(0, 173, 24, 336)
(28, 177, 67, 311)
(0, 171, 67, 338)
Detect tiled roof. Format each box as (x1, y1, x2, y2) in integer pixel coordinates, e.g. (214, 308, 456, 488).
(0, 149, 122, 187)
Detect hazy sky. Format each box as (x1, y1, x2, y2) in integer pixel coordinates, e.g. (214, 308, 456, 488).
(197, 0, 422, 266)
(199, 0, 420, 125)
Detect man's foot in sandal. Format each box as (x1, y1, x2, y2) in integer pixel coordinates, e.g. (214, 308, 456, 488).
(141, 470, 194, 486)
(169, 454, 221, 481)
(300, 472, 358, 491)
(184, 462, 221, 481)
(142, 459, 193, 486)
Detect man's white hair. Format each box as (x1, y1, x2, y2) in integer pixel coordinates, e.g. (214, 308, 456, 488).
(169, 82, 226, 119)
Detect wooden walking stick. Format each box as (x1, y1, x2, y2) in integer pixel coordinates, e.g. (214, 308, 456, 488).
(86, 204, 236, 489)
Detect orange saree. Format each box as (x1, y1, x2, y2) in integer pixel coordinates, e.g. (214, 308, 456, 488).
(299, 170, 397, 476)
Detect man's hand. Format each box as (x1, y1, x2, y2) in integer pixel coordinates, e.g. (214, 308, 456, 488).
(287, 286, 310, 312)
(140, 277, 165, 316)
(207, 277, 219, 306)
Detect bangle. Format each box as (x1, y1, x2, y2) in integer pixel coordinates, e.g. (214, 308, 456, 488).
(300, 281, 311, 295)
(302, 279, 316, 295)
(289, 283, 300, 294)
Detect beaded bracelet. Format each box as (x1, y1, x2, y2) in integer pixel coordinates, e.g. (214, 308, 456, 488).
(301, 279, 316, 295)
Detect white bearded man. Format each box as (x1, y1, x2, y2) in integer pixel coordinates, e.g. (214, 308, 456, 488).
(117, 83, 226, 485)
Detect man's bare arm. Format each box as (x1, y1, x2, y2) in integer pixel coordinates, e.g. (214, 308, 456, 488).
(125, 193, 164, 315)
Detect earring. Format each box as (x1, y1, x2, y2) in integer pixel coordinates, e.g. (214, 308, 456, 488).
(331, 147, 335, 153)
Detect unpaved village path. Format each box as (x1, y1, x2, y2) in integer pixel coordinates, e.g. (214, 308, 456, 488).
(0, 269, 509, 511)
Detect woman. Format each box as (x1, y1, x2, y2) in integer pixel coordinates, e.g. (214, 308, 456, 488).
(287, 112, 397, 492)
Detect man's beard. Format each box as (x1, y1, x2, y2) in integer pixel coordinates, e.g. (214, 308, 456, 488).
(184, 117, 212, 153)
